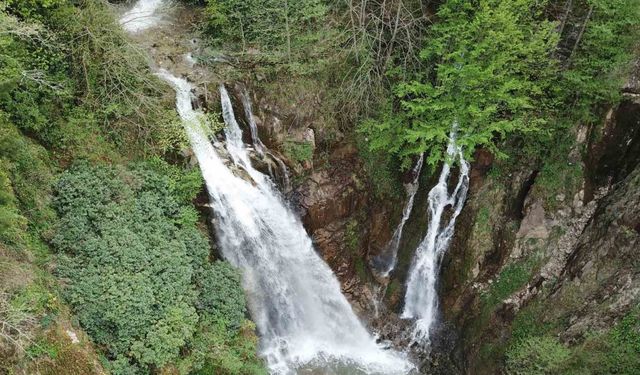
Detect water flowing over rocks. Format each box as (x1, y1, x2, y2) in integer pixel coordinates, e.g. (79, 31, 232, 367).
(116, 2, 640, 374)
(121, 2, 415, 373)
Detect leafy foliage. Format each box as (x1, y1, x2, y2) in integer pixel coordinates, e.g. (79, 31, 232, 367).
(506, 306, 640, 374)
(361, 0, 559, 167)
(283, 139, 314, 164)
(1, 2, 265, 374)
(558, 0, 640, 123)
(360, 0, 640, 168)
(0, 115, 55, 253)
(52, 164, 262, 374)
(197, 261, 247, 331)
(0, 1, 182, 159)
(481, 259, 536, 311)
(202, 0, 327, 66)
(506, 336, 571, 375)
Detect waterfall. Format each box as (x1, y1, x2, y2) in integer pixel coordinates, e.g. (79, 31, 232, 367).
(401, 129, 469, 345)
(239, 88, 291, 191)
(119, 0, 164, 33)
(372, 155, 425, 278)
(239, 89, 266, 156)
(157, 71, 413, 374)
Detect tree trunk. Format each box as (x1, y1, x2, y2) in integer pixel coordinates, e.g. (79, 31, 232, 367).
(566, 5, 594, 68)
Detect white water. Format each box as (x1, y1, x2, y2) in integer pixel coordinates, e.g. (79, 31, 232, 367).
(239, 89, 266, 155)
(374, 155, 425, 278)
(239, 89, 291, 190)
(157, 71, 413, 374)
(120, 0, 164, 33)
(402, 130, 469, 344)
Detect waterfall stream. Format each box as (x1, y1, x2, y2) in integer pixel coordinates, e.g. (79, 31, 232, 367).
(239, 88, 291, 191)
(239, 89, 266, 156)
(156, 70, 413, 374)
(122, 2, 413, 372)
(373, 155, 425, 278)
(402, 130, 469, 345)
(119, 0, 164, 33)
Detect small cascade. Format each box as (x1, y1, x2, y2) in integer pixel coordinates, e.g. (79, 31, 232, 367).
(157, 71, 413, 374)
(239, 88, 291, 191)
(268, 152, 292, 192)
(239, 89, 266, 156)
(371, 284, 387, 319)
(372, 155, 425, 278)
(401, 128, 469, 345)
(219, 85, 265, 184)
(119, 0, 164, 33)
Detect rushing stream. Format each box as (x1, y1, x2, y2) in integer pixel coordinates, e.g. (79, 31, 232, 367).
(402, 130, 469, 345)
(119, 0, 164, 32)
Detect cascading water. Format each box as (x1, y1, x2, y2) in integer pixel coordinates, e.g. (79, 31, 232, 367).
(401, 129, 469, 345)
(119, 0, 164, 33)
(157, 70, 413, 374)
(239, 89, 291, 191)
(372, 155, 425, 278)
(123, 2, 412, 371)
(239, 89, 266, 156)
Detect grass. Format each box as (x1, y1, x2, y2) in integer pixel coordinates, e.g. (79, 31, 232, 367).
(503, 299, 640, 375)
(481, 259, 536, 310)
(283, 139, 314, 164)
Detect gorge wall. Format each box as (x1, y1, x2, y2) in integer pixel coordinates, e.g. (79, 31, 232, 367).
(220, 57, 640, 374)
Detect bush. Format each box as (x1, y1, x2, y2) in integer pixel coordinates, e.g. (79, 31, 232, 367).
(506, 307, 640, 374)
(0, 115, 55, 253)
(283, 139, 314, 164)
(52, 164, 262, 374)
(506, 336, 570, 375)
(201, 0, 327, 66)
(197, 261, 247, 331)
(481, 260, 535, 310)
(1, 1, 182, 159)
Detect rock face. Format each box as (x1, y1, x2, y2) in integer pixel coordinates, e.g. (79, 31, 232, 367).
(223, 55, 640, 374)
(432, 91, 640, 374)
(226, 83, 406, 319)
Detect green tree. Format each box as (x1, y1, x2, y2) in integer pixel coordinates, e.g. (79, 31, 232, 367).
(558, 0, 640, 122)
(361, 0, 559, 168)
(202, 0, 327, 65)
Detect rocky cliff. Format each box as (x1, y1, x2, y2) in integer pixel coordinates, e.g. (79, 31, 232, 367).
(152, 6, 639, 371)
(432, 68, 640, 373)
(231, 57, 640, 375)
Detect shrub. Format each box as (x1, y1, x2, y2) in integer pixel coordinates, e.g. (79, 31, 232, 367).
(197, 261, 247, 331)
(52, 164, 262, 374)
(506, 336, 570, 375)
(481, 261, 534, 310)
(283, 139, 314, 164)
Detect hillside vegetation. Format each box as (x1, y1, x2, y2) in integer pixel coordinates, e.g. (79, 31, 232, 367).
(0, 1, 263, 374)
(1, 0, 639, 374)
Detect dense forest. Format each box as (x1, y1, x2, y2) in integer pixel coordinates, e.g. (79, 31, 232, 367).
(1, 0, 639, 374)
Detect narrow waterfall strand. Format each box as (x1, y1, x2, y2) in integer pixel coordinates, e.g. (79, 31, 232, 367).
(239, 89, 291, 190)
(376, 154, 425, 277)
(240, 88, 266, 155)
(402, 130, 470, 345)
